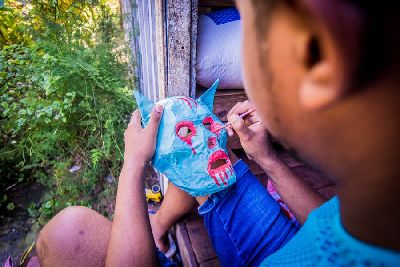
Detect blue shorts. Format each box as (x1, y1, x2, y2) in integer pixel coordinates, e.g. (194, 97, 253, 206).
(198, 160, 299, 267)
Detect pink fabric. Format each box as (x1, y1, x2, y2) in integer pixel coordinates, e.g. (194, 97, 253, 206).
(3, 256, 14, 267)
(267, 180, 297, 222)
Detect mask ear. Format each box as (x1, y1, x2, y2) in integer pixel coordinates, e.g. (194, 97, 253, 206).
(133, 91, 155, 126)
(197, 79, 219, 111)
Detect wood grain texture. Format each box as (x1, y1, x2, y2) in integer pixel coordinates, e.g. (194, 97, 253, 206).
(176, 222, 198, 267)
(213, 90, 247, 121)
(195, 89, 248, 121)
(200, 258, 221, 267)
(186, 219, 218, 264)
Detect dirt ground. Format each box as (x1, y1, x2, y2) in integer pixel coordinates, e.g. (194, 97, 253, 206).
(0, 166, 162, 266)
(0, 182, 47, 265)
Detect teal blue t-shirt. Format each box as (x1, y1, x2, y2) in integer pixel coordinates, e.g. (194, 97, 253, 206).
(261, 197, 400, 266)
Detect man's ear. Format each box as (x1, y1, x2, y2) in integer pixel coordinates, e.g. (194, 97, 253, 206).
(298, 36, 338, 110)
(198, 79, 219, 110)
(296, 1, 362, 110)
(133, 91, 155, 125)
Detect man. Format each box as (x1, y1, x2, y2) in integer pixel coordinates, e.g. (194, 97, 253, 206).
(36, 0, 400, 266)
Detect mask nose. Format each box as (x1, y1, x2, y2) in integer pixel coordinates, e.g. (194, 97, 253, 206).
(208, 137, 216, 149)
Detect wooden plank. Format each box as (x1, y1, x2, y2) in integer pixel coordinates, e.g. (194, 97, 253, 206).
(175, 222, 198, 267)
(200, 258, 221, 267)
(213, 90, 247, 121)
(196, 89, 247, 121)
(186, 219, 218, 264)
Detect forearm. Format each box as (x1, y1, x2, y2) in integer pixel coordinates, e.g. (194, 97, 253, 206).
(105, 160, 158, 267)
(258, 155, 326, 224)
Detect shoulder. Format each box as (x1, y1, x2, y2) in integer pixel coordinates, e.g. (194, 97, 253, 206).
(261, 197, 400, 266)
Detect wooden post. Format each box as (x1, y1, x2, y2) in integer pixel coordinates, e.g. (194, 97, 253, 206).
(166, 0, 198, 97)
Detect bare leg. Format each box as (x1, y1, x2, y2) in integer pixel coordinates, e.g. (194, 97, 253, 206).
(36, 206, 111, 267)
(150, 182, 197, 251)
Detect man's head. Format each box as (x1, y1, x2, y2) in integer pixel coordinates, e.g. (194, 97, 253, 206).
(134, 80, 236, 196)
(236, 0, 400, 180)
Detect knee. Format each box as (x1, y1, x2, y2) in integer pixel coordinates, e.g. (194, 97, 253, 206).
(37, 206, 104, 267)
(37, 206, 93, 242)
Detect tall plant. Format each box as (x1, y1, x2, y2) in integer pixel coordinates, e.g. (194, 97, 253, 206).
(0, 0, 135, 222)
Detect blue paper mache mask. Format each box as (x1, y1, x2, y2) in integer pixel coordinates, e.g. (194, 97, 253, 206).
(134, 80, 236, 196)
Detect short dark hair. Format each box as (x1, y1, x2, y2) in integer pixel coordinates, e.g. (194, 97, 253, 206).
(349, 2, 400, 88)
(250, 0, 400, 88)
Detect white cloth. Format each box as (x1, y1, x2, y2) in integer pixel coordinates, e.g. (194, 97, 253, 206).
(196, 14, 243, 89)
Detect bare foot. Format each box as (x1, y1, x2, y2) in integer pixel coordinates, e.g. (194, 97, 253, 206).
(149, 214, 170, 252)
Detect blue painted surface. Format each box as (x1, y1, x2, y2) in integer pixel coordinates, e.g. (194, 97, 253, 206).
(206, 8, 240, 25)
(134, 80, 237, 196)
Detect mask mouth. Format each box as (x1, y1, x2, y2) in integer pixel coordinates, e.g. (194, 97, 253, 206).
(207, 150, 234, 187)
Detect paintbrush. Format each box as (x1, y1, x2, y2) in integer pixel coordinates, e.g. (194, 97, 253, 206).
(212, 109, 256, 133)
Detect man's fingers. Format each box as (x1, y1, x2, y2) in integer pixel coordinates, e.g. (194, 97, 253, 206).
(227, 102, 242, 118)
(145, 104, 164, 138)
(228, 114, 250, 139)
(130, 110, 142, 126)
(245, 114, 260, 126)
(226, 125, 234, 137)
(228, 100, 255, 117)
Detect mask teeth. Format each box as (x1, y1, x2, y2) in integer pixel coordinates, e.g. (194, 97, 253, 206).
(227, 166, 232, 177)
(224, 167, 229, 182)
(211, 173, 220, 187)
(220, 170, 228, 186)
(216, 172, 221, 185)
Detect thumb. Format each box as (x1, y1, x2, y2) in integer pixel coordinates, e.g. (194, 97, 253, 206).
(228, 114, 250, 140)
(146, 104, 163, 138)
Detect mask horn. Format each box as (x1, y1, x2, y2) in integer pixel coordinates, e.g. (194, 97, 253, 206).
(197, 79, 219, 111)
(133, 91, 155, 126)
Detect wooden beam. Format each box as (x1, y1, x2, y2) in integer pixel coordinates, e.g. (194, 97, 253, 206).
(186, 219, 218, 264)
(176, 222, 198, 267)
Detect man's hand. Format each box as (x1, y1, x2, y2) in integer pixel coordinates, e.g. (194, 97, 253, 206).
(227, 101, 326, 224)
(226, 101, 276, 165)
(124, 105, 163, 165)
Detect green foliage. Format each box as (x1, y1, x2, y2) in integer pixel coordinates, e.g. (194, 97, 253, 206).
(0, 1, 32, 48)
(0, 0, 134, 222)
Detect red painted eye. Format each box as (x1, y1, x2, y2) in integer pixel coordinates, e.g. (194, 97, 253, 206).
(202, 116, 222, 135)
(202, 117, 214, 131)
(176, 121, 197, 154)
(176, 121, 196, 140)
(177, 126, 193, 138)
